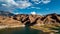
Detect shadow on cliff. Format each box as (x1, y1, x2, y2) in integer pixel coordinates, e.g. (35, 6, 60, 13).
(25, 17, 40, 26)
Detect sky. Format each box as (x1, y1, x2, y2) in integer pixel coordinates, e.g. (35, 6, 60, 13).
(0, 0, 60, 15)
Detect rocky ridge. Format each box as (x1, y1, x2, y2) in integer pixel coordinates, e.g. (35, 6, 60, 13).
(0, 13, 60, 27)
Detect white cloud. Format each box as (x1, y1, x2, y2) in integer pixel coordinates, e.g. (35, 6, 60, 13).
(31, 11, 36, 15)
(0, 0, 32, 9)
(0, 0, 18, 6)
(16, 1, 32, 9)
(31, 7, 41, 9)
(0, 0, 51, 12)
(0, 0, 51, 9)
(42, 0, 51, 4)
(32, 0, 41, 4)
(2, 4, 7, 6)
(32, 0, 51, 4)
(14, 13, 19, 14)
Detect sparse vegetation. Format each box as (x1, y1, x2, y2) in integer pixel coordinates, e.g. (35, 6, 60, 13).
(31, 23, 60, 34)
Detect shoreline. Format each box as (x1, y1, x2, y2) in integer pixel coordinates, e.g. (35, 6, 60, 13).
(0, 25, 25, 29)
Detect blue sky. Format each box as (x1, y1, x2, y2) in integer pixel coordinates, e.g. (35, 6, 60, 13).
(0, 0, 60, 15)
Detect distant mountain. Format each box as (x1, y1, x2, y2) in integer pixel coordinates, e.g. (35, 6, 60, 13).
(13, 14, 43, 26)
(0, 12, 60, 26)
(12, 13, 60, 26)
(0, 11, 14, 16)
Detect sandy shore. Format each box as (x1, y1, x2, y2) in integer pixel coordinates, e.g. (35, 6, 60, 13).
(0, 25, 25, 29)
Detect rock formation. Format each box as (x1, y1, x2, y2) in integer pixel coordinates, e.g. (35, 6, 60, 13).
(0, 11, 60, 26)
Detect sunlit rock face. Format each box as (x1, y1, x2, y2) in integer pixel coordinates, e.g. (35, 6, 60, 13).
(13, 14, 29, 23)
(12, 13, 60, 26)
(0, 11, 60, 26)
(29, 14, 42, 23)
(0, 16, 23, 26)
(12, 14, 43, 26)
(42, 13, 60, 24)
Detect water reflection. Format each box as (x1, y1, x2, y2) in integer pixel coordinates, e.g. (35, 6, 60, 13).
(0, 27, 49, 34)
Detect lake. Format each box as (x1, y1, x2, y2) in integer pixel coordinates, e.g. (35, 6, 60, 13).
(0, 27, 49, 34)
